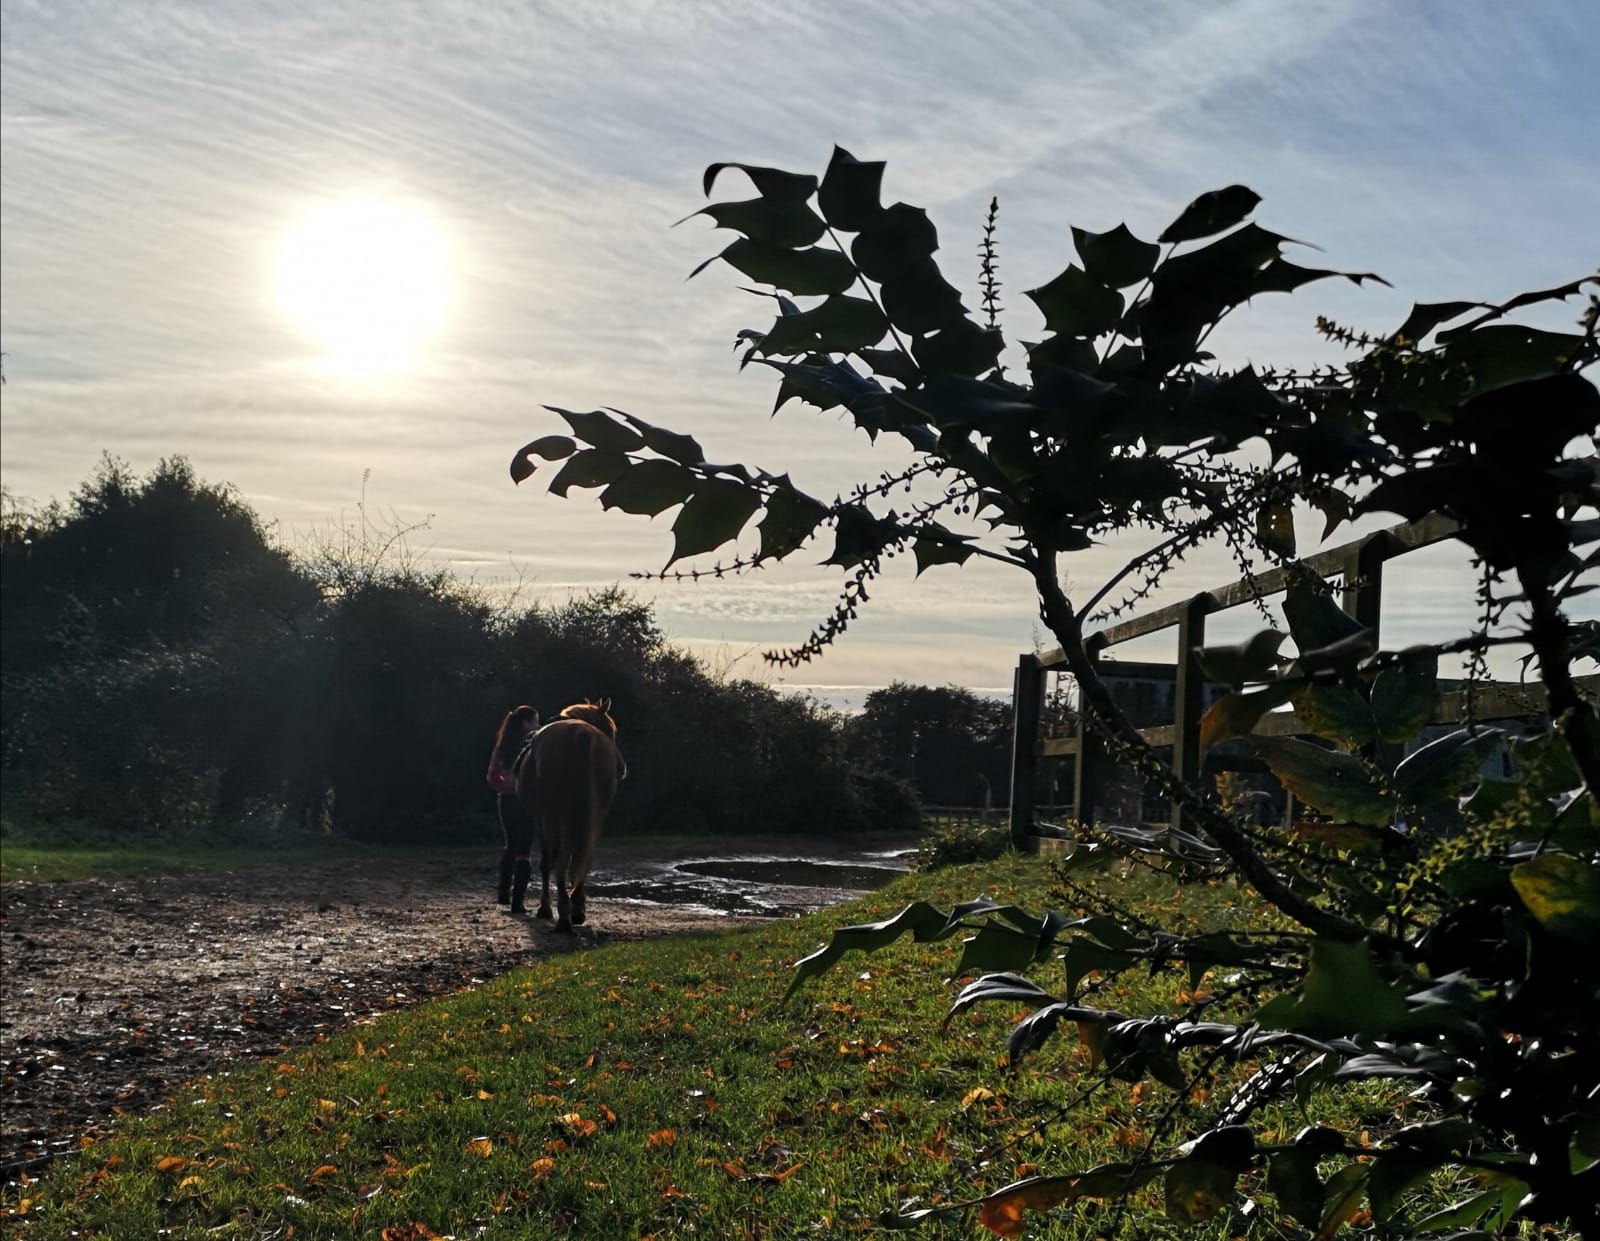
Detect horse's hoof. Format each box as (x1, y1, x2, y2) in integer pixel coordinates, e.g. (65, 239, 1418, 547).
(535, 907, 553, 920)
(553, 922, 574, 935)
(509, 902, 526, 916)
(571, 912, 586, 925)
(495, 893, 511, 906)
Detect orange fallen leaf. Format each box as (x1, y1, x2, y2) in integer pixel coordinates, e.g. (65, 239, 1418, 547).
(155, 1155, 189, 1173)
(177, 1175, 203, 1189)
(976, 1177, 1078, 1239)
(310, 1163, 338, 1179)
(646, 1128, 677, 1148)
(527, 1157, 555, 1180)
(961, 1087, 995, 1110)
(464, 1137, 493, 1157)
(599, 1104, 617, 1124)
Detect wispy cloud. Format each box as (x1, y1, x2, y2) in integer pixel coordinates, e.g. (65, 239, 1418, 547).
(3, 0, 1595, 690)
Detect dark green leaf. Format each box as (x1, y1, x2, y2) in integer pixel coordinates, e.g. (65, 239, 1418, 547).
(955, 922, 1051, 976)
(893, 374, 1034, 431)
(1026, 264, 1126, 338)
(613, 412, 706, 466)
(509, 434, 578, 483)
(1194, 630, 1286, 686)
(758, 294, 888, 355)
(1291, 684, 1378, 747)
(1316, 1163, 1371, 1238)
(856, 346, 922, 386)
(701, 161, 817, 201)
(1282, 572, 1368, 653)
(1253, 736, 1394, 825)
(685, 197, 826, 248)
(1062, 936, 1140, 998)
(912, 532, 975, 575)
(879, 257, 968, 334)
(1393, 300, 1485, 343)
(666, 477, 761, 566)
(1163, 1156, 1237, 1223)
(1368, 1149, 1448, 1223)
(761, 357, 885, 420)
(1369, 654, 1439, 741)
(851, 203, 938, 281)
(1255, 940, 1411, 1036)
(784, 901, 968, 1002)
(1268, 1148, 1325, 1229)
(756, 480, 828, 559)
(1158, 184, 1262, 244)
(1257, 501, 1296, 556)
(911, 320, 1004, 377)
(1181, 1126, 1255, 1172)
(1073, 222, 1160, 288)
(598, 460, 696, 516)
(822, 503, 892, 569)
(697, 238, 856, 295)
(1249, 258, 1388, 297)
(1392, 727, 1504, 804)
(817, 145, 885, 231)
(1197, 682, 1296, 750)
(549, 406, 646, 453)
(547, 449, 630, 497)
(1510, 853, 1600, 942)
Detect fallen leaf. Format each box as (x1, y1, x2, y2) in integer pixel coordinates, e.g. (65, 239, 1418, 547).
(464, 1137, 493, 1157)
(646, 1128, 677, 1148)
(155, 1155, 189, 1173)
(527, 1157, 555, 1179)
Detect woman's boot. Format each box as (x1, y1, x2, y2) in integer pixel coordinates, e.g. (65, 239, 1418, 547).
(509, 857, 533, 915)
(496, 849, 514, 905)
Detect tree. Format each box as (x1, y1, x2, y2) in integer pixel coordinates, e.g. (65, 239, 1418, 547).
(850, 682, 1010, 807)
(514, 150, 1599, 1236)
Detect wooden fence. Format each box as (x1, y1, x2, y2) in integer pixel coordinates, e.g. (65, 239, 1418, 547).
(1007, 513, 1596, 848)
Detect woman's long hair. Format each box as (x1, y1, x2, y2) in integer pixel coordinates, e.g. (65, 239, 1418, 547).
(493, 704, 539, 766)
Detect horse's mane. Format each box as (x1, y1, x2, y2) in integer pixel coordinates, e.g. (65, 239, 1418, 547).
(557, 699, 616, 738)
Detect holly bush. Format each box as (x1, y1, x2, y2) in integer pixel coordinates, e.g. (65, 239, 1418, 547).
(514, 149, 1598, 1236)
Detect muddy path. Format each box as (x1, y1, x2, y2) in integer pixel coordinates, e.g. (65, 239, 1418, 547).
(0, 840, 908, 1172)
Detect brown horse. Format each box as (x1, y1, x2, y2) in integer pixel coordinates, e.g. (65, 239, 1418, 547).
(516, 698, 625, 932)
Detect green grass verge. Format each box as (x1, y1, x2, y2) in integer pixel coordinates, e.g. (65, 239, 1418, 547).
(0, 842, 378, 884)
(2, 859, 1407, 1239)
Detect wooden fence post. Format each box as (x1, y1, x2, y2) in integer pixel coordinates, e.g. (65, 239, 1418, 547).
(1342, 533, 1391, 639)
(1008, 653, 1044, 849)
(1171, 593, 1215, 828)
(1073, 642, 1106, 830)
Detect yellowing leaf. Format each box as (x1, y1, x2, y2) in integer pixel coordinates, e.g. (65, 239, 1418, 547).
(527, 1157, 555, 1179)
(155, 1155, 189, 1173)
(464, 1137, 493, 1157)
(976, 1176, 1078, 1238)
(646, 1127, 678, 1148)
(961, 1087, 995, 1110)
(310, 1163, 338, 1179)
(177, 1174, 203, 1189)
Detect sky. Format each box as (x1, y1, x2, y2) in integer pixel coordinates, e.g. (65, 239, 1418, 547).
(2, 0, 1597, 707)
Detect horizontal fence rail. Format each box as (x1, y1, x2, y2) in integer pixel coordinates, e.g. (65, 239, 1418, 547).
(1008, 513, 1597, 847)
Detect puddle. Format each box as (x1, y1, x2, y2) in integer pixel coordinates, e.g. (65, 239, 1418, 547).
(586, 851, 911, 918)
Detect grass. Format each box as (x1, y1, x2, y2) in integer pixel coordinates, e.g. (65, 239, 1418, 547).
(2, 857, 1415, 1240)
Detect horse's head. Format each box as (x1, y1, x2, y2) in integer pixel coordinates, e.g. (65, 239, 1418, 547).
(558, 697, 616, 737)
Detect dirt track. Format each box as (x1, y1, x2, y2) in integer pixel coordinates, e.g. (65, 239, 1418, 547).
(0, 849, 771, 1172)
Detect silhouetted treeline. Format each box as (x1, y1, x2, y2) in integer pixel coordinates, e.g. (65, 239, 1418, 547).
(0, 456, 1019, 846)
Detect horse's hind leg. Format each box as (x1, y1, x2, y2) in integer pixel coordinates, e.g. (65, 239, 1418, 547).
(535, 834, 554, 920)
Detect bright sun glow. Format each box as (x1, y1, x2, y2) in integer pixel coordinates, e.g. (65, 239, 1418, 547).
(275, 196, 449, 377)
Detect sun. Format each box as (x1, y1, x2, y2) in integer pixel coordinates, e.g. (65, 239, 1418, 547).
(275, 196, 450, 377)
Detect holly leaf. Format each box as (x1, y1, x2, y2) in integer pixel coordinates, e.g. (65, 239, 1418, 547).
(817, 145, 886, 231)
(509, 435, 578, 483)
(1072, 223, 1160, 289)
(1158, 184, 1262, 244)
(598, 460, 697, 516)
(666, 478, 761, 565)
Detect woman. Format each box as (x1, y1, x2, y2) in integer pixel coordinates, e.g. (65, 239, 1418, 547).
(486, 704, 540, 911)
